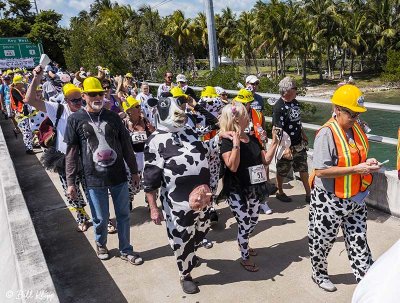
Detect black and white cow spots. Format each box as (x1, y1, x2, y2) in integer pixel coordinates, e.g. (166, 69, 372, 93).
(83, 121, 117, 168)
(308, 186, 373, 284)
(144, 126, 220, 276)
(198, 97, 225, 118)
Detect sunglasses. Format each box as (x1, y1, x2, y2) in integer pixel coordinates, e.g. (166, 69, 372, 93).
(176, 96, 188, 106)
(340, 107, 360, 119)
(291, 87, 298, 90)
(167, 76, 173, 79)
(103, 86, 110, 90)
(86, 92, 105, 97)
(69, 97, 83, 104)
(251, 82, 260, 85)
(220, 93, 228, 96)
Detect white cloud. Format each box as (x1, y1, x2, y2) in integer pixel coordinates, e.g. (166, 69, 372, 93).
(36, 0, 258, 27)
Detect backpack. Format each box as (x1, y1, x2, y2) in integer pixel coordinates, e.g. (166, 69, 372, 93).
(38, 104, 64, 148)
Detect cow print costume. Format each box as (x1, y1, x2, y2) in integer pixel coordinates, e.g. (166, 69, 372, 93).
(308, 186, 373, 284)
(143, 97, 219, 277)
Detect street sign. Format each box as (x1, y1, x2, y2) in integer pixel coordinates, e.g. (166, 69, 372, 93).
(0, 37, 43, 69)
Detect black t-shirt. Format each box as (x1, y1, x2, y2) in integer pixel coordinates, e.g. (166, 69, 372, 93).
(272, 97, 302, 146)
(64, 108, 133, 187)
(220, 135, 264, 187)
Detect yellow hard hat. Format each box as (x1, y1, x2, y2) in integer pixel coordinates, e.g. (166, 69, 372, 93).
(63, 83, 81, 97)
(123, 96, 141, 112)
(233, 89, 254, 103)
(201, 86, 218, 98)
(170, 86, 188, 98)
(331, 84, 366, 113)
(6, 69, 14, 75)
(125, 73, 133, 78)
(82, 77, 105, 93)
(12, 74, 24, 84)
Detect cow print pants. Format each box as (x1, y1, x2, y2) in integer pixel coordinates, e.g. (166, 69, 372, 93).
(17, 118, 33, 151)
(59, 172, 90, 224)
(308, 186, 373, 284)
(227, 191, 261, 260)
(162, 202, 211, 277)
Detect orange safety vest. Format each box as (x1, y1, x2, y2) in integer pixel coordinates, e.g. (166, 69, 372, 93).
(309, 118, 373, 199)
(10, 87, 25, 113)
(251, 109, 264, 145)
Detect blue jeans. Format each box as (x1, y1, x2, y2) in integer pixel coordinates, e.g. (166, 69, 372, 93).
(87, 182, 133, 254)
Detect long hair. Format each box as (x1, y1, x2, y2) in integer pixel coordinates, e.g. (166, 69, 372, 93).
(219, 101, 248, 133)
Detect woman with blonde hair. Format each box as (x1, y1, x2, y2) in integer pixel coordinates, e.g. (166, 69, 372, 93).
(219, 100, 279, 272)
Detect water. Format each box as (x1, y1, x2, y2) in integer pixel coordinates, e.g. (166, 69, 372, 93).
(302, 90, 400, 170)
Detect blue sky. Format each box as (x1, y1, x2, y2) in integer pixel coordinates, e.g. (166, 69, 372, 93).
(36, 0, 259, 27)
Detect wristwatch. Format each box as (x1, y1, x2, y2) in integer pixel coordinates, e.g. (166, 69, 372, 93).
(233, 145, 240, 150)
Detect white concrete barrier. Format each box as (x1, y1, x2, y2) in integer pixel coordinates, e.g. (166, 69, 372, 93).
(0, 125, 59, 302)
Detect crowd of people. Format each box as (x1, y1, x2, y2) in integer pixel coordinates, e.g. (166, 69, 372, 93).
(0, 64, 381, 295)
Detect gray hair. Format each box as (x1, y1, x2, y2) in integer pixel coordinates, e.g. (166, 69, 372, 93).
(278, 76, 296, 95)
(141, 82, 149, 87)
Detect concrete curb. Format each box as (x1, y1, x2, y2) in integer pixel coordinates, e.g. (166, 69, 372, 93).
(0, 123, 59, 302)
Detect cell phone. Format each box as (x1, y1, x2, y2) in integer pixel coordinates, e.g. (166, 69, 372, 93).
(378, 160, 389, 167)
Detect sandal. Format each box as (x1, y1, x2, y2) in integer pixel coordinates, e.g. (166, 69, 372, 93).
(240, 260, 259, 272)
(77, 221, 89, 232)
(108, 219, 117, 234)
(120, 253, 144, 265)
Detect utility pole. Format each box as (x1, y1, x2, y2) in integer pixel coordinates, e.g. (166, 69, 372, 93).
(31, 0, 39, 14)
(204, 0, 219, 70)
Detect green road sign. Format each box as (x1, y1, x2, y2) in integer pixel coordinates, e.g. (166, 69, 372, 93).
(0, 37, 43, 69)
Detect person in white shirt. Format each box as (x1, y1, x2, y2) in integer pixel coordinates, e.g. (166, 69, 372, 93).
(157, 71, 175, 98)
(25, 66, 91, 232)
(137, 82, 155, 126)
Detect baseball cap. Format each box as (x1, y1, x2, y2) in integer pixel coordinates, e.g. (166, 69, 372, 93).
(176, 74, 187, 83)
(3, 75, 11, 80)
(246, 75, 259, 84)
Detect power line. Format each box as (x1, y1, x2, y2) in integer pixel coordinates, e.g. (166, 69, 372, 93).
(152, 0, 173, 10)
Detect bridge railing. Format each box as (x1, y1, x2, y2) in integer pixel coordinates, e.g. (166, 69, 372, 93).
(148, 83, 399, 147)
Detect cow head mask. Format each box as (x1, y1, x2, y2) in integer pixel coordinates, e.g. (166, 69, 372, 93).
(148, 97, 187, 132)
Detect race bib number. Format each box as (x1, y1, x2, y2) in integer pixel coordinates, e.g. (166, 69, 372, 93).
(131, 131, 147, 143)
(248, 164, 267, 185)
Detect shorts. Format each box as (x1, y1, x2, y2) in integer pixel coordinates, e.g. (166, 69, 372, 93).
(276, 148, 308, 177)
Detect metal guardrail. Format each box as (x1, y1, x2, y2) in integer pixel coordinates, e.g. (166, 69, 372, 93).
(148, 83, 399, 146)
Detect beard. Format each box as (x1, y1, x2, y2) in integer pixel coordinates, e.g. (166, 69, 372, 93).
(90, 100, 104, 111)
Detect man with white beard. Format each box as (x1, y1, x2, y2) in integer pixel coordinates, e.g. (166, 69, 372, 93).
(64, 77, 143, 265)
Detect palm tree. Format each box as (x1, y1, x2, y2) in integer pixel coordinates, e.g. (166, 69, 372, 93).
(217, 7, 237, 61)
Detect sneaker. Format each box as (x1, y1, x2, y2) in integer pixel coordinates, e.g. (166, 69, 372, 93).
(96, 244, 110, 260)
(259, 203, 273, 215)
(180, 276, 199, 294)
(312, 276, 337, 292)
(305, 195, 311, 203)
(202, 238, 213, 249)
(276, 193, 292, 202)
(25, 149, 35, 155)
(210, 209, 219, 225)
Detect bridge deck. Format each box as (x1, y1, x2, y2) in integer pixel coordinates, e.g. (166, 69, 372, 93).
(2, 118, 399, 303)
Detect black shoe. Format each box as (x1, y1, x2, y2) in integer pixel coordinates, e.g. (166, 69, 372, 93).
(276, 193, 292, 202)
(180, 276, 199, 294)
(210, 209, 218, 225)
(267, 182, 278, 195)
(25, 149, 35, 155)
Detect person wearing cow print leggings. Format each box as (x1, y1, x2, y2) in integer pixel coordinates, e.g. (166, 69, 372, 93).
(219, 100, 278, 272)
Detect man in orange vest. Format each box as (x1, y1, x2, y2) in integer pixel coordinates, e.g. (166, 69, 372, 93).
(308, 84, 380, 292)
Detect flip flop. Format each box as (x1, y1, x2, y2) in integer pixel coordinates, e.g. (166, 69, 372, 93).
(240, 261, 259, 272)
(120, 253, 144, 265)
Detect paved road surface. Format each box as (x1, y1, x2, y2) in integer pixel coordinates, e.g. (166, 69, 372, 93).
(2, 117, 399, 303)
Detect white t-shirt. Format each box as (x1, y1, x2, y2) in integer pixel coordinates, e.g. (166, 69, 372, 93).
(44, 102, 73, 154)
